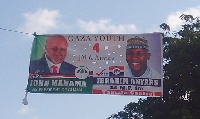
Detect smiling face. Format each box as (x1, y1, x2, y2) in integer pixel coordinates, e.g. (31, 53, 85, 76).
(126, 48, 151, 77)
(45, 35, 68, 64)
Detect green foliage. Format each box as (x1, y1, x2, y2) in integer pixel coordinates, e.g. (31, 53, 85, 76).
(108, 14, 200, 119)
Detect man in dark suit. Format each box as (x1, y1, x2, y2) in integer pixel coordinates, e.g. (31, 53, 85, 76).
(29, 35, 76, 76)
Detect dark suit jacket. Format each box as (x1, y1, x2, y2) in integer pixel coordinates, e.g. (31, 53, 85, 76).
(29, 54, 77, 75)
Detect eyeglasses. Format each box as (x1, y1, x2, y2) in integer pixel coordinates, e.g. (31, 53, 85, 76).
(50, 47, 66, 52)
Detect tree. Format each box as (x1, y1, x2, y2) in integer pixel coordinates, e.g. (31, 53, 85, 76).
(107, 14, 200, 119)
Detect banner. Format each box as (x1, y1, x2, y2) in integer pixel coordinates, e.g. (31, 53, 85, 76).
(27, 33, 163, 97)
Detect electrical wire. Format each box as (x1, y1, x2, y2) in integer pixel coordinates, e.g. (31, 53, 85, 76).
(0, 27, 34, 35)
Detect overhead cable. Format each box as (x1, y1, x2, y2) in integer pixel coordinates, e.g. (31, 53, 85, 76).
(0, 27, 33, 35)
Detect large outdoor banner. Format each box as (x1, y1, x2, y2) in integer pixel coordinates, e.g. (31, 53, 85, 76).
(27, 33, 163, 97)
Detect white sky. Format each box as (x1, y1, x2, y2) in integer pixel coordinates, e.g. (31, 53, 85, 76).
(0, 1, 200, 119)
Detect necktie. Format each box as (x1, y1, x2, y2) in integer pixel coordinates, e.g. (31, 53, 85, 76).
(51, 65, 58, 73)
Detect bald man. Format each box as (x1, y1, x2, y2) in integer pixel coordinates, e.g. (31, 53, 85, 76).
(29, 35, 76, 76)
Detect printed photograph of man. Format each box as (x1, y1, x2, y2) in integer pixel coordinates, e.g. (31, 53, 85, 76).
(125, 36, 161, 79)
(29, 35, 77, 76)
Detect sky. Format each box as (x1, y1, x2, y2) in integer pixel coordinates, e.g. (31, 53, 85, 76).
(0, 0, 200, 119)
